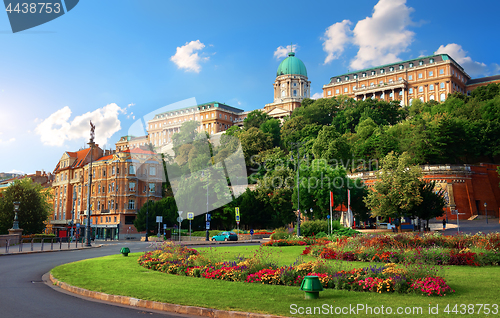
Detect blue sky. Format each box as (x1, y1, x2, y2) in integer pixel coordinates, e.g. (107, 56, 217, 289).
(1, 0, 499, 175)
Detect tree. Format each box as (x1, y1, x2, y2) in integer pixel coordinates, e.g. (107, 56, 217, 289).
(243, 110, 271, 130)
(0, 178, 51, 234)
(312, 126, 351, 168)
(260, 118, 281, 147)
(237, 127, 273, 166)
(364, 152, 423, 221)
(134, 197, 178, 234)
(172, 120, 201, 154)
(410, 181, 446, 230)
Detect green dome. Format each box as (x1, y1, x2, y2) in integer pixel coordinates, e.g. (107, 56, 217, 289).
(277, 52, 307, 77)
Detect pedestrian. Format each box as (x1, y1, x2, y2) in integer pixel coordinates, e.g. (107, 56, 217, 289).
(442, 218, 446, 230)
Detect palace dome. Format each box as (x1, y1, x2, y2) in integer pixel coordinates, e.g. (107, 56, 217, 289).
(276, 52, 307, 77)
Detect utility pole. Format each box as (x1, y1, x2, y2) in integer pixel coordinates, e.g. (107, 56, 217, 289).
(85, 121, 95, 247)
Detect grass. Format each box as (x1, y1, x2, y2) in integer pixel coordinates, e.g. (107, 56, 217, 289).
(51, 246, 500, 318)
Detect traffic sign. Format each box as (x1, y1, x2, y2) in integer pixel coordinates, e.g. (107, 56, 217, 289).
(76, 223, 80, 228)
(156, 216, 163, 223)
(327, 215, 330, 219)
(177, 217, 183, 223)
(250, 229, 254, 235)
(178, 211, 183, 217)
(163, 224, 167, 229)
(187, 212, 194, 220)
(206, 221, 210, 230)
(206, 213, 211, 221)
(236, 215, 240, 222)
(235, 207, 240, 216)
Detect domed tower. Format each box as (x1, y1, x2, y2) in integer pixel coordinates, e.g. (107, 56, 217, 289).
(264, 50, 311, 119)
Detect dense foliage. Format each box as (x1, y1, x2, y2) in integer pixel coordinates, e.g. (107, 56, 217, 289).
(0, 178, 52, 234)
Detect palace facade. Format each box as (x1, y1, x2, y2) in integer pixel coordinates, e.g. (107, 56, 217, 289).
(322, 54, 500, 105)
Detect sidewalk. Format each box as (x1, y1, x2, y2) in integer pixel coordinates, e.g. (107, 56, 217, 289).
(0, 240, 101, 256)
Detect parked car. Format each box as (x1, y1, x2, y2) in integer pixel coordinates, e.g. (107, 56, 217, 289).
(211, 231, 238, 241)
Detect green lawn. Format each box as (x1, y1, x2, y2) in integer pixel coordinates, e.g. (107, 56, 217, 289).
(51, 246, 500, 318)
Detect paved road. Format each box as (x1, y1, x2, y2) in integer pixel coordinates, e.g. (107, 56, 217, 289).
(0, 241, 258, 318)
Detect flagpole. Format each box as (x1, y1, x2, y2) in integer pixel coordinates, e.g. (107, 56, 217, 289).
(329, 191, 333, 235)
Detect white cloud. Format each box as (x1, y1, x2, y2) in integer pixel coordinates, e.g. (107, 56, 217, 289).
(0, 137, 15, 144)
(322, 20, 352, 64)
(8, 169, 24, 174)
(350, 0, 415, 70)
(311, 92, 323, 99)
(35, 103, 123, 147)
(274, 44, 298, 60)
(493, 63, 500, 74)
(435, 43, 488, 77)
(170, 40, 209, 73)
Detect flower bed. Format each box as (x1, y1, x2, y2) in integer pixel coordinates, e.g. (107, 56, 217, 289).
(262, 237, 330, 247)
(303, 232, 500, 266)
(137, 242, 454, 296)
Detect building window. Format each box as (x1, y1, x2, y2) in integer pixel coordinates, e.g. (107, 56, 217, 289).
(327, 90, 331, 96)
(97, 201, 101, 210)
(429, 84, 434, 91)
(362, 84, 365, 88)
(409, 63, 414, 68)
(362, 73, 366, 77)
(418, 73, 423, 79)
(379, 81, 383, 85)
(337, 78, 341, 82)
(380, 69, 384, 74)
(129, 165, 135, 175)
(149, 183, 155, 192)
(98, 185, 101, 193)
(344, 87, 348, 93)
(440, 69, 444, 75)
(399, 91, 403, 96)
(419, 86, 423, 93)
(430, 58, 434, 63)
(389, 79, 393, 83)
(293, 90, 297, 96)
(440, 93, 446, 101)
(129, 182, 135, 192)
(345, 76, 349, 80)
(409, 75, 413, 80)
(293, 83, 297, 87)
(112, 166, 115, 175)
(419, 61, 424, 66)
(398, 77, 402, 80)
(399, 65, 404, 70)
(440, 82, 445, 89)
(353, 74, 358, 79)
(128, 200, 135, 210)
(409, 98, 414, 105)
(430, 95, 435, 100)
(389, 92, 393, 98)
(335, 89, 339, 94)
(389, 67, 394, 71)
(371, 71, 375, 75)
(409, 88, 413, 94)
(429, 71, 433, 77)
(420, 97, 424, 102)
(149, 166, 156, 175)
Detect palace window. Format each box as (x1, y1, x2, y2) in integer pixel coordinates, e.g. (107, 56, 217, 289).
(389, 92, 393, 98)
(429, 84, 434, 91)
(409, 63, 414, 68)
(371, 71, 375, 75)
(398, 77, 402, 80)
(430, 58, 434, 63)
(420, 97, 424, 102)
(440, 82, 445, 89)
(362, 73, 366, 77)
(345, 76, 349, 80)
(380, 69, 384, 74)
(430, 95, 435, 100)
(149, 183, 155, 192)
(419, 86, 423, 93)
(129, 165, 135, 175)
(293, 90, 297, 96)
(440, 93, 446, 101)
(336, 89, 339, 94)
(344, 87, 348, 93)
(379, 81, 383, 85)
(399, 91, 403, 96)
(409, 98, 414, 105)
(409, 75, 413, 80)
(419, 60, 424, 66)
(337, 78, 341, 82)
(353, 74, 358, 79)
(399, 65, 404, 70)
(409, 88, 413, 94)
(150, 166, 156, 175)
(429, 71, 434, 77)
(439, 69, 444, 75)
(418, 73, 423, 79)
(389, 79, 393, 83)
(129, 182, 136, 192)
(389, 67, 394, 72)
(327, 90, 331, 96)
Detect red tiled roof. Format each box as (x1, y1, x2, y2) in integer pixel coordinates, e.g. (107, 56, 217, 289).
(96, 154, 114, 162)
(54, 148, 92, 173)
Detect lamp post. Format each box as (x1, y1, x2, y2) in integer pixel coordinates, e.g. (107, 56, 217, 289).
(290, 141, 306, 237)
(12, 201, 20, 230)
(145, 167, 149, 242)
(86, 121, 95, 247)
(70, 188, 76, 241)
(201, 171, 209, 241)
(484, 202, 488, 224)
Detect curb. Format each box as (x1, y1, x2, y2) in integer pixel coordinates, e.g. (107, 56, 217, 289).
(0, 244, 103, 257)
(49, 273, 289, 318)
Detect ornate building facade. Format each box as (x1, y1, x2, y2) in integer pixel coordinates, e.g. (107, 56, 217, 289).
(50, 145, 163, 239)
(323, 54, 500, 105)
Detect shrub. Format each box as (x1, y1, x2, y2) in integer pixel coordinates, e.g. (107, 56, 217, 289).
(270, 227, 290, 240)
(299, 220, 329, 237)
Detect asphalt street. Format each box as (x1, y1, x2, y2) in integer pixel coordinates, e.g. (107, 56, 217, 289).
(0, 241, 259, 318)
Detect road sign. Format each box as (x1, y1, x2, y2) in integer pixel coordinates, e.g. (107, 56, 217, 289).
(156, 216, 163, 223)
(178, 211, 183, 217)
(237, 221, 240, 225)
(163, 224, 167, 229)
(235, 207, 240, 216)
(250, 229, 254, 235)
(327, 215, 330, 219)
(206, 213, 211, 221)
(187, 212, 194, 220)
(76, 223, 80, 228)
(177, 217, 183, 223)
(236, 215, 240, 222)
(206, 221, 210, 230)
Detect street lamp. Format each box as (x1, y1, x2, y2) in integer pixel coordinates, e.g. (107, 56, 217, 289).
(12, 201, 20, 230)
(290, 141, 307, 237)
(484, 202, 488, 224)
(201, 171, 209, 241)
(86, 121, 95, 247)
